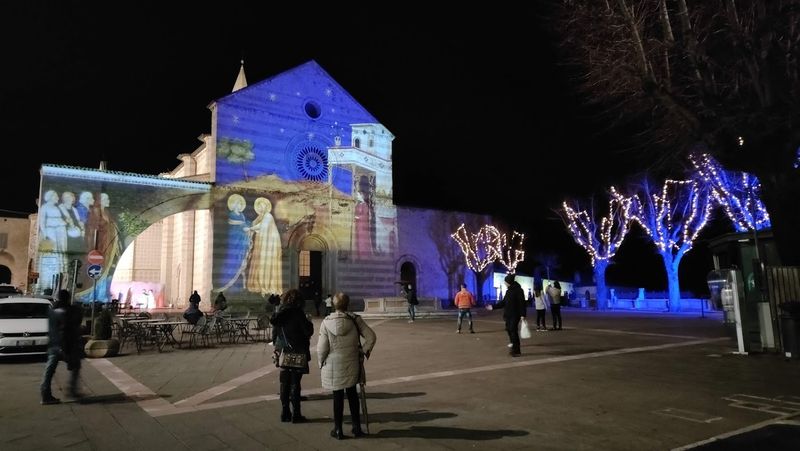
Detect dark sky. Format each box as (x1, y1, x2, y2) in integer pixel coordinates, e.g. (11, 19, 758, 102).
(1, 3, 716, 293)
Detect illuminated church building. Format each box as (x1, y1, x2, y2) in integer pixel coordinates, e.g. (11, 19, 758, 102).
(35, 61, 497, 308)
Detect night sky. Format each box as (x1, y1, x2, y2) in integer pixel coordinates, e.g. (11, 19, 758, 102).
(1, 3, 718, 294)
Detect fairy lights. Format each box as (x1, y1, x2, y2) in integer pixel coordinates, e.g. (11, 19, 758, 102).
(451, 224, 525, 273)
(689, 152, 770, 232)
(628, 179, 712, 254)
(561, 186, 633, 266)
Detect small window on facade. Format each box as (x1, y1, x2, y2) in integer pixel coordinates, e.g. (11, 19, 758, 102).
(354, 138, 361, 148)
(369, 139, 374, 148)
(299, 250, 310, 277)
(0, 233, 7, 249)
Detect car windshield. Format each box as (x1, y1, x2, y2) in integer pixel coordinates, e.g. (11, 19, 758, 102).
(0, 303, 50, 319)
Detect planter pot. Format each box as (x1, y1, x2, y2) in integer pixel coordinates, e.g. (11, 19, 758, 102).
(84, 338, 120, 358)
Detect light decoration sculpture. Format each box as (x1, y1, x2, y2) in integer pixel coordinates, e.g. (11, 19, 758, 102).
(689, 152, 770, 232)
(628, 178, 713, 310)
(451, 223, 526, 277)
(451, 224, 501, 273)
(561, 187, 634, 310)
(496, 230, 526, 274)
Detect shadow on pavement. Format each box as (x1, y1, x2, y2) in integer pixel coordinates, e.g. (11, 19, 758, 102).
(366, 409, 456, 423)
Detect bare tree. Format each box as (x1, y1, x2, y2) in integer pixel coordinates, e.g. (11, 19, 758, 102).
(628, 178, 713, 310)
(429, 211, 470, 301)
(559, 187, 634, 309)
(451, 223, 502, 303)
(553, 0, 800, 265)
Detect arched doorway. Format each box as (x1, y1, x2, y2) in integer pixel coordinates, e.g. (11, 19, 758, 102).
(298, 234, 327, 314)
(400, 261, 417, 289)
(0, 265, 11, 284)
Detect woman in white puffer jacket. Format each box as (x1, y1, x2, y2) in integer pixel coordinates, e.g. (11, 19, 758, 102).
(317, 292, 377, 440)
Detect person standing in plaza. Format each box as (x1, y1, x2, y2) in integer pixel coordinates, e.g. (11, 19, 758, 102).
(318, 292, 377, 440)
(454, 283, 476, 334)
(40, 289, 84, 404)
(402, 284, 418, 323)
(547, 281, 563, 330)
(323, 293, 333, 317)
(486, 274, 526, 357)
(533, 287, 548, 331)
(270, 288, 314, 423)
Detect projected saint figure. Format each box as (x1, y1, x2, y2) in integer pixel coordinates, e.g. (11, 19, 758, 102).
(81, 192, 121, 301)
(246, 197, 283, 296)
(216, 193, 252, 292)
(59, 191, 85, 254)
(352, 175, 374, 259)
(38, 189, 68, 254)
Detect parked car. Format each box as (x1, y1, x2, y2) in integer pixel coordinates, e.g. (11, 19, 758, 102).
(0, 284, 23, 298)
(0, 297, 51, 357)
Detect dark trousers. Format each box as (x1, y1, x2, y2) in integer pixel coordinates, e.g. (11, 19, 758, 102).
(551, 304, 562, 330)
(332, 385, 362, 433)
(279, 369, 304, 418)
(535, 309, 547, 328)
(505, 317, 521, 354)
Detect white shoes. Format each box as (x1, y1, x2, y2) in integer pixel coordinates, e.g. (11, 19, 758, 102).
(507, 343, 513, 348)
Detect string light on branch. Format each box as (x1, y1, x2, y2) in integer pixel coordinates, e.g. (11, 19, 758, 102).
(561, 186, 633, 267)
(451, 224, 525, 273)
(628, 178, 712, 255)
(689, 152, 770, 232)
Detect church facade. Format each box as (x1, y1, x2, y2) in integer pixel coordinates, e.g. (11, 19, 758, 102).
(34, 61, 497, 308)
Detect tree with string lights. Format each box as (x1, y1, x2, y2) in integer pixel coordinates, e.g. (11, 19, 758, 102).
(628, 178, 713, 311)
(451, 223, 525, 303)
(689, 151, 770, 232)
(451, 224, 501, 303)
(493, 230, 526, 276)
(559, 187, 634, 310)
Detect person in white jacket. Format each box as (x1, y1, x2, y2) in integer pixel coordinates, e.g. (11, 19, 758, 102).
(317, 293, 377, 440)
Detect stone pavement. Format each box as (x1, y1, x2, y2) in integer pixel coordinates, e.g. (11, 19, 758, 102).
(2, 308, 799, 450)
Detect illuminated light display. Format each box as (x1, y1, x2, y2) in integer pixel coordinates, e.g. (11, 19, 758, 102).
(451, 224, 501, 273)
(688, 152, 770, 232)
(628, 178, 713, 309)
(561, 187, 633, 266)
(495, 230, 526, 274)
(450, 224, 525, 274)
(561, 187, 634, 309)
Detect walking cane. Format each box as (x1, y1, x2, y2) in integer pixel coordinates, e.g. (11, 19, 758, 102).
(358, 357, 369, 434)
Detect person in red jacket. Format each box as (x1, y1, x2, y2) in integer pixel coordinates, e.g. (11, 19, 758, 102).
(454, 283, 476, 334)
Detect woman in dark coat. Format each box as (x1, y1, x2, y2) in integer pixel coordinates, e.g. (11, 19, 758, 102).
(270, 289, 314, 423)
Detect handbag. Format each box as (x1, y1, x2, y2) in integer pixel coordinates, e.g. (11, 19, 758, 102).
(519, 317, 531, 339)
(277, 327, 307, 369)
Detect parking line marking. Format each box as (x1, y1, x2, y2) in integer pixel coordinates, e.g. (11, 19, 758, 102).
(173, 365, 277, 407)
(654, 408, 722, 423)
(89, 358, 177, 416)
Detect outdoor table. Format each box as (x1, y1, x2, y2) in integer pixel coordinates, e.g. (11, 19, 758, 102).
(229, 317, 258, 343)
(144, 321, 186, 352)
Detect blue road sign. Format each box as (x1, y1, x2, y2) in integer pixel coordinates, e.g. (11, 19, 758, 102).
(87, 264, 102, 280)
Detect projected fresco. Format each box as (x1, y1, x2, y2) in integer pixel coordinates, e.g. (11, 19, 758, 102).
(36, 166, 210, 302)
(210, 62, 397, 297)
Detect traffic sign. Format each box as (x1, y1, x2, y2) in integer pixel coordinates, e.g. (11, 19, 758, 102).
(87, 250, 104, 265)
(87, 264, 102, 280)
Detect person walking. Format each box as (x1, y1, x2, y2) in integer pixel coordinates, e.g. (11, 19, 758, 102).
(486, 274, 526, 357)
(323, 293, 333, 317)
(270, 289, 314, 423)
(402, 284, 418, 323)
(454, 283, 476, 333)
(547, 281, 563, 330)
(40, 289, 84, 404)
(318, 292, 377, 440)
(533, 288, 548, 331)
